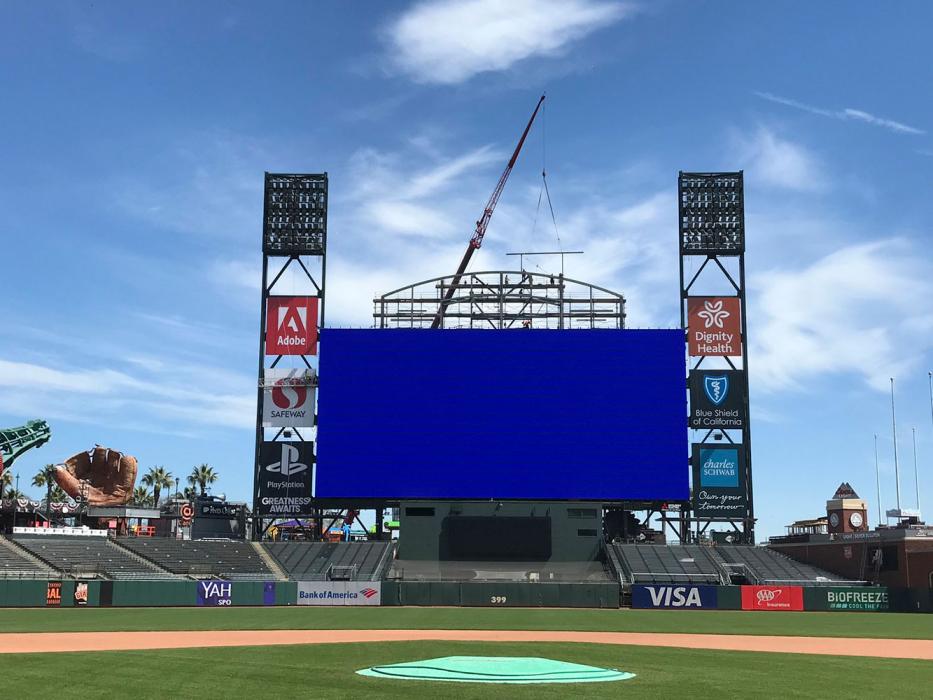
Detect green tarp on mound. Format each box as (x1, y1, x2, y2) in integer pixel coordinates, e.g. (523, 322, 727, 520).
(357, 656, 636, 684)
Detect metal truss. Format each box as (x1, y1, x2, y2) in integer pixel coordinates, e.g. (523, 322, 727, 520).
(374, 271, 626, 330)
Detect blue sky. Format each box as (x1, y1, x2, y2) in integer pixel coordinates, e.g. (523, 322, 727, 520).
(1, 1, 931, 539)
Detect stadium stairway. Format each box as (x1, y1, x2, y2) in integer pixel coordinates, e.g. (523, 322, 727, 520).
(250, 541, 287, 580)
(0, 535, 55, 577)
(106, 540, 180, 579)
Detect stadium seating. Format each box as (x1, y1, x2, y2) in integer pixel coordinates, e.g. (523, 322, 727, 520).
(387, 559, 613, 583)
(117, 538, 274, 579)
(0, 536, 49, 576)
(12, 536, 174, 579)
(718, 545, 851, 585)
(611, 544, 726, 584)
(263, 541, 394, 581)
(610, 543, 856, 586)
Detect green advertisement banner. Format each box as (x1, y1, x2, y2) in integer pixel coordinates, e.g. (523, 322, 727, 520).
(805, 586, 889, 612)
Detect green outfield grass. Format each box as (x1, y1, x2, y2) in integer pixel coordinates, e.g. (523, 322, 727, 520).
(0, 606, 929, 638)
(0, 641, 927, 699)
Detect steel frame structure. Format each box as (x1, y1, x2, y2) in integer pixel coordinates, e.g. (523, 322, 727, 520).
(374, 271, 626, 330)
(677, 171, 754, 544)
(252, 172, 327, 541)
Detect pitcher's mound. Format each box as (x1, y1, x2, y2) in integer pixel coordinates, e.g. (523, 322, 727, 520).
(357, 655, 636, 684)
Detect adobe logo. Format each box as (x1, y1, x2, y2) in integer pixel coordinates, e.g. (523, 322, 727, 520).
(266, 297, 319, 355)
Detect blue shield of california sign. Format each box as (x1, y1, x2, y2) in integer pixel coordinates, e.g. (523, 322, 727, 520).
(703, 375, 728, 406)
(689, 370, 745, 429)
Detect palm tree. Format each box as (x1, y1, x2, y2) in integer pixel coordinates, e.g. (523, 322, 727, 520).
(141, 466, 173, 507)
(32, 464, 56, 506)
(131, 486, 152, 507)
(1, 470, 11, 498)
(187, 463, 218, 497)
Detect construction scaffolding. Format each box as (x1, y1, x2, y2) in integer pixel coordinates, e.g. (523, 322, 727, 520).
(374, 270, 626, 330)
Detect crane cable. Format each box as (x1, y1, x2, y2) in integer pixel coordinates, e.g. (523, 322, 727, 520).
(529, 98, 562, 261)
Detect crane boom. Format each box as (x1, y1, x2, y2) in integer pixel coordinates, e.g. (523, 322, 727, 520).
(431, 94, 545, 329)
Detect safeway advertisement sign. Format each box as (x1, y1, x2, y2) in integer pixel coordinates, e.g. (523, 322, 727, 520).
(262, 368, 316, 428)
(741, 585, 803, 611)
(266, 296, 318, 355)
(688, 297, 742, 356)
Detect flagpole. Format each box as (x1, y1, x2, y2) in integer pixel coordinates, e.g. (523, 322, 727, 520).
(891, 377, 902, 517)
(874, 433, 882, 526)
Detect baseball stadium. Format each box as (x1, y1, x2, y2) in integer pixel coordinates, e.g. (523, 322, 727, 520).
(1, 160, 931, 697)
(3, 13, 933, 693)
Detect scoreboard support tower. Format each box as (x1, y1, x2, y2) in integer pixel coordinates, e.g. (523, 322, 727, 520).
(252, 173, 327, 540)
(678, 172, 754, 544)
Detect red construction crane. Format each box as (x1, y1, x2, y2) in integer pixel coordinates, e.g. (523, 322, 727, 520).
(431, 94, 546, 329)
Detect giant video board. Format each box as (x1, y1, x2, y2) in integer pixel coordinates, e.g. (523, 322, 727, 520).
(315, 329, 689, 501)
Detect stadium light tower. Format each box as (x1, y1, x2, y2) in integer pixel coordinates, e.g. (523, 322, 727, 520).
(679, 172, 754, 544)
(252, 173, 327, 541)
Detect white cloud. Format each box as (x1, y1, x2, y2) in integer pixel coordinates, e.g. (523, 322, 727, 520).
(733, 127, 825, 192)
(387, 0, 631, 84)
(750, 240, 933, 392)
(0, 352, 256, 433)
(755, 92, 925, 136)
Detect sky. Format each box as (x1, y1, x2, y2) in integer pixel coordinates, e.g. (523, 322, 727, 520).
(1, 0, 932, 540)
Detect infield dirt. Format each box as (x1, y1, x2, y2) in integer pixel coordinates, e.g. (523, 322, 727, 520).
(1, 629, 930, 659)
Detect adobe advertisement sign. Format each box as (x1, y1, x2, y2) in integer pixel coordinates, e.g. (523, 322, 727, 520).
(297, 581, 381, 606)
(265, 296, 318, 355)
(631, 585, 718, 609)
(257, 441, 313, 516)
(262, 368, 316, 428)
(687, 297, 742, 356)
(197, 580, 232, 606)
(741, 585, 803, 611)
(689, 370, 746, 429)
(692, 445, 747, 518)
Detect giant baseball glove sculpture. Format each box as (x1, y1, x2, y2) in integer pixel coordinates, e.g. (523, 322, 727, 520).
(53, 446, 138, 506)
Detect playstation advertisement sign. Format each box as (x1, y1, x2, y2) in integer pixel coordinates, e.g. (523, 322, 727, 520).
(257, 441, 314, 516)
(689, 370, 746, 429)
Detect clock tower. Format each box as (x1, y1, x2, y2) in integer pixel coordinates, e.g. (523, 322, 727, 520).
(826, 482, 869, 534)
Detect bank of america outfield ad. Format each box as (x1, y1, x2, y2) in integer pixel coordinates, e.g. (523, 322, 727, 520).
(631, 585, 718, 609)
(297, 582, 381, 606)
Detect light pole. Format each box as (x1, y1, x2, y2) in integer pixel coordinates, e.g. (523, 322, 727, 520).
(912, 427, 921, 514)
(874, 434, 882, 526)
(891, 378, 902, 518)
(13, 473, 19, 529)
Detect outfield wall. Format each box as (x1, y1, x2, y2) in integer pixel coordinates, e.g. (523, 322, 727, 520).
(0, 580, 928, 611)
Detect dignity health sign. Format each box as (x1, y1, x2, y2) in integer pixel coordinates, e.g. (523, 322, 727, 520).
(687, 297, 742, 357)
(297, 582, 381, 606)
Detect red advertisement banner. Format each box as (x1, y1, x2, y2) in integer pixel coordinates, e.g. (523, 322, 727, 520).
(687, 297, 742, 356)
(741, 585, 804, 611)
(266, 297, 319, 355)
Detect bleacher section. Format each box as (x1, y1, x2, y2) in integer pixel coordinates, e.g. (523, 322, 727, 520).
(612, 544, 725, 584)
(12, 537, 173, 579)
(119, 539, 273, 580)
(388, 559, 612, 583)
(263, 541, 393, 581)
(720, 546, 852, 585)
(0, 536, 49, 576)
(610, 544, 856, 586)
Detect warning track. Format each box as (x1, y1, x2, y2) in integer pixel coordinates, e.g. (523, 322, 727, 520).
(0, 629, 929, 660)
